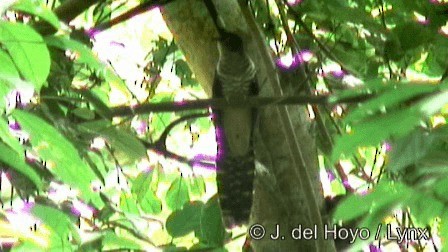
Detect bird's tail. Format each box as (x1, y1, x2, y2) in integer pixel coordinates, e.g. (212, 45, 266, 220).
(216, 153, 255, 228)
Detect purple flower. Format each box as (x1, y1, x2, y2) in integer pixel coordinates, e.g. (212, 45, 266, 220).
(276, 50, 314, 71)
(330, 69, 346, 78)
(286, 0, 303, 6)
(132, 120, 148, 135)
(86, 28, 100, 38)
(327, 170, 336, 181)
(369, 244, 382, 252)
(382, 142, 392, 152)
(8, 120, 20, 131)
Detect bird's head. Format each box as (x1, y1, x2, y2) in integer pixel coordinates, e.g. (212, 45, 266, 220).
(218, 30, 244, 52)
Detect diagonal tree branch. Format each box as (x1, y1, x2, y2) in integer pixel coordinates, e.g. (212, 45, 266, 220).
(92, 0, 177, 33)
(35, 0, 100, 34)
(37, 0, 176, 35)
(53, 0, 99, 23)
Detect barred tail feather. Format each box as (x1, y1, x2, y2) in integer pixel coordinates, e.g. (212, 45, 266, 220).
(216, 154, 255, 227)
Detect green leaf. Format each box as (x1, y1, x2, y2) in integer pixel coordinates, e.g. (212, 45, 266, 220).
(387, 129, 437, 173)
(44, 36, 130, 98)
(79, 120, 147, 165)
(0, 81, 9, 111)
(326, 1, 381, 32)
(331, 45, 367, 76)
(12, 110, 97, 202)
(132, 170, 162, 214)
(407, 193, 444, 225)
(45, 36, 102, 70)
(32, 204, 80, 242)
(92, 1, 112, 24)
(440, 213, 448, 250)
(0, 49, 20, 78)
(330, 79, 388, 104)
(166, 177, 190, 211)
(189, 175, 206, 196)
(175, 59, 195, 87)
(0, 116, 24, 157)
(77, 119, 110, 133)
(11, 0, 60, 29)
(102, 231, 143, 250)
(324, 83, 445, 162)
(84, 152, 107, 184)
(72, 107, 95, 120)
(384, 35, 404, 61)
(132, 170, 155, 201)
(0, 21, 50, 88)
(198, 195, 225, 246)
(419, 51, 445, 78)
(166, 201, 204, 237)
(100, 127, 147, 165)
(139, 188, 162, 214)
(191, 116, 212, 132)
(332, 194, 374, 223)
(333, 181, 408, 223)
(151, 38, 175, 65)
(332, 107, 421, 161)
(150, 93, 175, 136)
(174, 59, 192, 78)
(418, 90, 448, 117)
(419, 36, 448, 77)
(344, 83, 438, 124)
(76, 89, 112, 119)
(394, 22, 432, 52)
(119, 192, 139, 214)
(434, 177, 448, 202)
(0, 142, 42, 190)
(96, 205, 114, 221)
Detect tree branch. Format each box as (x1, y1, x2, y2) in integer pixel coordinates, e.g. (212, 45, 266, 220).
(37, 0, 176, 35)
(141, 113, 215, 169)
(34, 0, 100, 35)
(92, 0, 177, 33)
(109, 94, 371, 116)
(53, 0, 99, 23)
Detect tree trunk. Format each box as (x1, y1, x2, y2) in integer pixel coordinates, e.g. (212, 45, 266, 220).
(162, 1, 335, 251)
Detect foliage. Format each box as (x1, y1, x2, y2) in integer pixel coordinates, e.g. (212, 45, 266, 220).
(0, 0, 447, 251)
(0, 0, 214, 251)
(253, 0, 448, 250)
(280, 1, 447, 251)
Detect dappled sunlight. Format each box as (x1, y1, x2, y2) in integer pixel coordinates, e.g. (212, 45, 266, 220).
(0, 0, 447, 251)
(48, 182, 80, 203)
(3, 204, 51, 248)
(72, 200, 95, 219)
(92, 6, 174, 105)
(89, 137, 106, 150)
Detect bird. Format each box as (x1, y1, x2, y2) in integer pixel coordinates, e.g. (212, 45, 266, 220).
(204, 0, 259, 228)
